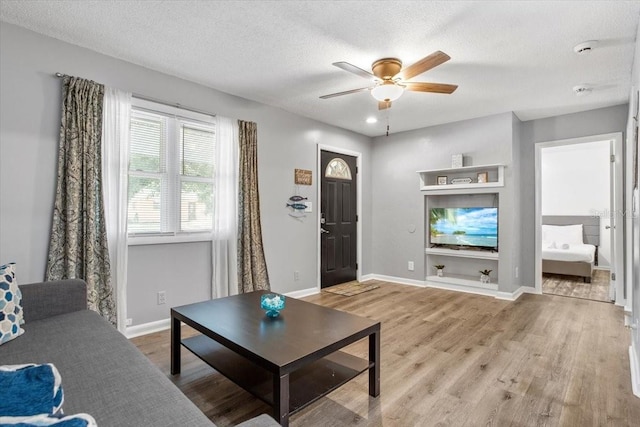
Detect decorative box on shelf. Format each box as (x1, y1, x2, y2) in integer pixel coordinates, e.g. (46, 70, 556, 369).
(417, 164, 505, 191)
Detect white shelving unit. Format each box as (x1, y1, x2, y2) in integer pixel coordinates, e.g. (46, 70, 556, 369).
(425, 247, 498, 260)
(425, 273, 498, 291)
(421, 163, 503, 294)
(417, 164, 505, 191)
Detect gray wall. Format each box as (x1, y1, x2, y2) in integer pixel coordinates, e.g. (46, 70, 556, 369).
(0, 23, 372, 326)
(371, 112, 520, 292)
(519, 104, 629, 286)
(1, 21, 634, 327)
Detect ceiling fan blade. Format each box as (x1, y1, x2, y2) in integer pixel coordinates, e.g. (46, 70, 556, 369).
(404, 82, 458, 94)
(333, 62, 378, 80)
(397, 51, 451, 80)
(378, 101, 391, 110)
(319, 87, 372, 99)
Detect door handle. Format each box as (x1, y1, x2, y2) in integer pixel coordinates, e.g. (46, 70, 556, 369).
(605, 225, 612, 229)
(321, 228, 330, 234)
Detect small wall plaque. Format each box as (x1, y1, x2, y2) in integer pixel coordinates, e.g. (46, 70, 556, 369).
(451, 154, 463, 168)
(295, 169, 312, 185)
(450, 177, 473, 184)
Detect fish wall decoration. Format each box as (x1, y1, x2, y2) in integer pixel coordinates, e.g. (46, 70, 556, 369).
(286, 203, 307, 210)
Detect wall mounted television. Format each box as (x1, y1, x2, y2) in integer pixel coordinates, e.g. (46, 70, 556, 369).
(429, 207, 498, 250)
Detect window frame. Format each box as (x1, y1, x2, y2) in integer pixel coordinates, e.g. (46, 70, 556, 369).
(127, 98, 216, 245)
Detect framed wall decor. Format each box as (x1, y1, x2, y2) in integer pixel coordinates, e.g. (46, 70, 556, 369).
(294, 169, 312, 185)
(437, 176, 448, 185)
(477, 172, 488, 183)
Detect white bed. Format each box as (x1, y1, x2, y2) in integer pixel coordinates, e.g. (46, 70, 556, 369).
(542, 242, 596, 263)
(541, 217, 600, 283)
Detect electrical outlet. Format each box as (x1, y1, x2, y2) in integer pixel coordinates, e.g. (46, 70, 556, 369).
(126, 318, 133, 326)
(408, 261, 415, 271)
(515, 267, 519, 278)
(157, 291, 166, 305)
(304, 202, 312, 213)
(294, 271, 300, 281)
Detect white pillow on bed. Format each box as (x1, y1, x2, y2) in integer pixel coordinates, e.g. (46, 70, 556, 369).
(542, 224, 584, 245)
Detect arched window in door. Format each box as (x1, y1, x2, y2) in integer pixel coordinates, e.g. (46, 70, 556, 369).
(324, 158, 352, 180)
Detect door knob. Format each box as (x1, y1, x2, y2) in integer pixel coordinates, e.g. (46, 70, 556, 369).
(321, 228, 330, 234)
(605, 225, 612, 229)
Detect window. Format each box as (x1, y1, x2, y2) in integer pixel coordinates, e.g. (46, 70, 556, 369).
(127, 99, 215, 241)
(325, 158, 352, 180)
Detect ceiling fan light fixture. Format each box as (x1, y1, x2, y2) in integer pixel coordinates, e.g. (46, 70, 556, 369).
(371, 83, 404, 102)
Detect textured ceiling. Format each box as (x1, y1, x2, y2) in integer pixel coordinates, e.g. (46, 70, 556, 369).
(1, 1, 639, 137)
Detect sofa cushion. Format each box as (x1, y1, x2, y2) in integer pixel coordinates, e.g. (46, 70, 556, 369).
(0, 310, 214, 427)
(0, 364, 64, 416)
(0, 263, 24, 345)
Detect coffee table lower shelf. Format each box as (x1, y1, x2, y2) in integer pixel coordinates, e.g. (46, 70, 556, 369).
(182, 334, 371, 414)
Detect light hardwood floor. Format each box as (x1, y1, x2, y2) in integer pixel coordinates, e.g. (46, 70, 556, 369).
(542, 269, 610, 302)
(132, 281, 639, 426)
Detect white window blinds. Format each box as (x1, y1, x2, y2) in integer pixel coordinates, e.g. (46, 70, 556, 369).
(127, 103, 215, 237)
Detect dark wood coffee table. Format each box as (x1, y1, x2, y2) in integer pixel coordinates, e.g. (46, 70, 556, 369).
(170, 290, 380, 426)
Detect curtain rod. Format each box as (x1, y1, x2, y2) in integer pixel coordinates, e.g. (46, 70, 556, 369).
(54, 72, 217, 118)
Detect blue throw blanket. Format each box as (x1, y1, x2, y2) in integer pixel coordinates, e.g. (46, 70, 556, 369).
(0, 365, 63, 417)
(0, 413, 96, 427)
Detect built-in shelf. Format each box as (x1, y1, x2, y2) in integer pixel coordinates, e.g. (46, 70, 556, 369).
(417, 164, 505, 191)
(425, 274, 498, 291)
(425, 247, 499, 260)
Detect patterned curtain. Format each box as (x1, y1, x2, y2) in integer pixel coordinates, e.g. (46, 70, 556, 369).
(237, 120, 270, 293)
(46, 76, 116, 325)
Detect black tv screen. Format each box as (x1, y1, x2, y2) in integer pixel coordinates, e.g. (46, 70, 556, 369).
(429, 207, 498, 249)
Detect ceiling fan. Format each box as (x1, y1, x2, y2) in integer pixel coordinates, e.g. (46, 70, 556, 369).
(320, 51, 458, 110)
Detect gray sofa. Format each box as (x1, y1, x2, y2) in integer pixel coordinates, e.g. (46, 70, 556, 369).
(0, 279, 278, 427)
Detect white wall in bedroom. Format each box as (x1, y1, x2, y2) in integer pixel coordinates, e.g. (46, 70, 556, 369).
(540, 140, 612, 267)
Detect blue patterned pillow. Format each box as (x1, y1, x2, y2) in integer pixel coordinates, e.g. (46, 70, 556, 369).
(0, 364, 63, 416)
(0, 413, 97, 427)
(0, 263, 24, 345)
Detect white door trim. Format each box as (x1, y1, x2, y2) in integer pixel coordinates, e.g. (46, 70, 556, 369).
(534, 132, 625, 305)
(316, 145, 363, 291)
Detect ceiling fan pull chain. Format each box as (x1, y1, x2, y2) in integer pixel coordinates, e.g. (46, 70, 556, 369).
(386, 106, 391, 137)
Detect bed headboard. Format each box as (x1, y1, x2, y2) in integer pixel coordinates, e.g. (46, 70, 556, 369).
(542, 215, 600, 246)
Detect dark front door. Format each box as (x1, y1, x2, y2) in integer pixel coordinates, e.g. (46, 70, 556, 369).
(321, 150, 357, 288)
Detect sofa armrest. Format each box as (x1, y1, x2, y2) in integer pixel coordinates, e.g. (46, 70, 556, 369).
(19, 279, 88, 322)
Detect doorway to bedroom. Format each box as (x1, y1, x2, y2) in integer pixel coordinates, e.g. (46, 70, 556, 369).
(536, 137, 620, 303)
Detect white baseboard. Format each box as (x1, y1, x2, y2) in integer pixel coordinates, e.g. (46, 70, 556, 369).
(365, 274, 542, 301)
(495, 286, 537, 301)
(425, 280, 497, 298)
(126, 287, 320, 339)
(495, 289, 522, 301)
(284, 287, 320, 299)
(364, 274, 426, 288)
(522, 286, 542, 295)
(125, 318, 170, 339)
(630, 344, 640, 398)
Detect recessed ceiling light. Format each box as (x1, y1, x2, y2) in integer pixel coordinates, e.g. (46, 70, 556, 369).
(574, 40, 598, 55)
(366, 117, 378, 124)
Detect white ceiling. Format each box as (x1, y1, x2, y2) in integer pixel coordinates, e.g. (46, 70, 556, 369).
(1, 1, 639, 137)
